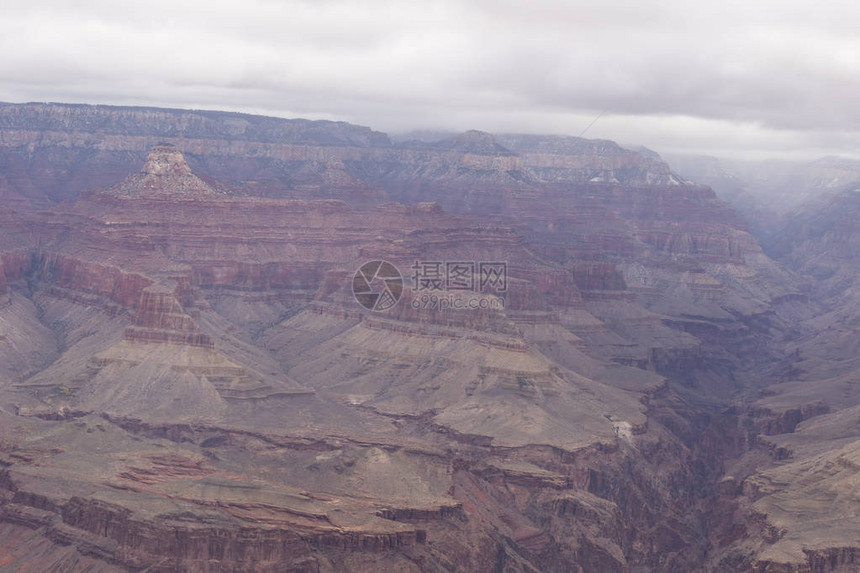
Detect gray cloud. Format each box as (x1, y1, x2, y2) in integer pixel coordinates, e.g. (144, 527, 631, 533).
(1, 0, 857, 159)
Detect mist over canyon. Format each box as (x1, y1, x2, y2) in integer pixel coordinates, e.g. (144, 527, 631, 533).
(0, 102, 858, 572)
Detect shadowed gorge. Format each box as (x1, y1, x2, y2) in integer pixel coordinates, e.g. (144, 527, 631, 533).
(0, 102, 856, 572)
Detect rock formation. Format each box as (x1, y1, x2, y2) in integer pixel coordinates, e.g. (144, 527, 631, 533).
(0, 102, 851, 571)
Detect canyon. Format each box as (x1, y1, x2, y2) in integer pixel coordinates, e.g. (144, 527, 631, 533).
(0, 102, 856, 571)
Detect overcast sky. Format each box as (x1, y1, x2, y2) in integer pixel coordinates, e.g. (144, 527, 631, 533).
(1, 0, 857, 160)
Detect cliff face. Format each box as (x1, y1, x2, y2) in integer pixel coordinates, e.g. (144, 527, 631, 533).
(0, 102, 390, 205)
(0, 103, 679, 206)
(0, 102, 836, 571)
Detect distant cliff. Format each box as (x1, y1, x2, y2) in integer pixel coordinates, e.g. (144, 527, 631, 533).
(0, 102, 683, 205)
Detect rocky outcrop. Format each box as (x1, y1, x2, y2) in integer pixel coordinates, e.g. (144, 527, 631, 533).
(111, 143, 224, 198)
(124, 284, 213, 348)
